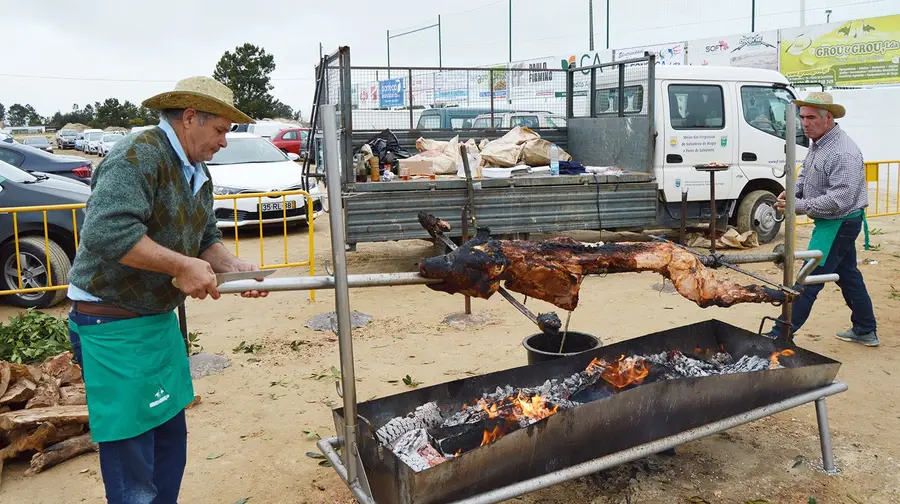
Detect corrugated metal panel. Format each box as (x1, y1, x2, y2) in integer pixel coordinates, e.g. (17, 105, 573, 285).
(344, 177, 658, 244)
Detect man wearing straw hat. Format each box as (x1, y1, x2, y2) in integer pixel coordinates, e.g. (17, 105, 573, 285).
(766, 91, 878, 347)
(66, 76, 266, 503)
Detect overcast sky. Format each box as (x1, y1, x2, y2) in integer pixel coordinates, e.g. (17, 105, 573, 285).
(0, 0, 894, 121)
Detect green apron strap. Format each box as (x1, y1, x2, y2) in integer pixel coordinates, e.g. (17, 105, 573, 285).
(862, 212, 870, 250)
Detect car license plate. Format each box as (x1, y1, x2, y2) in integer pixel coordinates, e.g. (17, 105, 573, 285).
(259, 201, 298, 212)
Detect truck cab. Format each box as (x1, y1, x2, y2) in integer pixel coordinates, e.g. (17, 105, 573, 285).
(596, 66, 808, 243)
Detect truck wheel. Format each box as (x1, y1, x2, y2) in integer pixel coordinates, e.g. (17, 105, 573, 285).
(0, 236, 72, 309)
(737, 190, 781, 244)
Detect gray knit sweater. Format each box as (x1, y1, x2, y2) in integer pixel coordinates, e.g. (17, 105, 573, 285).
(68, 128, 222, 314)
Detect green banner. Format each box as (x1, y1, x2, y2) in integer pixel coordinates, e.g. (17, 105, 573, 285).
(780, 14, 900, 86)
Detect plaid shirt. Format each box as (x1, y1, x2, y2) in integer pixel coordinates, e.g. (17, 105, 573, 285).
(795, 123, 867, 219)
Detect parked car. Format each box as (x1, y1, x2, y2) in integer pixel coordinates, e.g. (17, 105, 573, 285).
(56, 129, 79, 149)
(247, 121, 298, 139)
(84, 131, 105, 154)
(416, 107, 515, 130)
(74, 132, 86, 151)
(22, 136, 54, 153)
(269, 127, 310, 158)
(0, 133, 13, 144)
(471, 111, 566, 129)
(207, 133, 323, 229)
(131, 126, 155, 133)
(99, 134, 121, 156)
(0, 159, 90, 308)
(0, 141, 93, 184)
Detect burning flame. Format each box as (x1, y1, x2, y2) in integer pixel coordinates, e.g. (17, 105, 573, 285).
(585, 355, 651, 388)
(480, 425, 505, 447)
(769, 349, 796, 369)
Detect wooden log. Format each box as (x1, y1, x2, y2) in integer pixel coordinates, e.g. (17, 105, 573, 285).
(25, 365, 43, 383)
(59, 384, 86, 406)
(25, 433, 98, 476)
(0, 364, 9, 400)
(0, 379, 36, 406)
(0, 422, 57, 490)
(45, 423, 85, 445)
(7, 364, 32, 383)
(0, 405, 89, 432)
(25, 377, 60, 409)
(43, 353, 82, 386)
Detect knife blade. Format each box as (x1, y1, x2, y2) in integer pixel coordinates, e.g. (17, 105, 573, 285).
(171, 269, 275, 289)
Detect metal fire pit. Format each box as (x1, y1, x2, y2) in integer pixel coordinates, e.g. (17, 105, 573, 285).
(326, 319, 842, 504)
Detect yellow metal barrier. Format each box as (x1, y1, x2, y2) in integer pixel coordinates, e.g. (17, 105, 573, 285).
(0, 191, 317, 301)
(796, 160, 900, 226)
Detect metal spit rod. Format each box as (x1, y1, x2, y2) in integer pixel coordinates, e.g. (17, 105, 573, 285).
(322, 104, 360, 485)
(783, 103, 798, 340)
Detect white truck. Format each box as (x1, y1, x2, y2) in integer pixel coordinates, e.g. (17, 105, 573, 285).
(327, 54, 821, 248)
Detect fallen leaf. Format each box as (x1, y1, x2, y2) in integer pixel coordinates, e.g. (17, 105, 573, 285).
(305, 451, 326, 460)
(808, 498, 818, 504)
(746, 500, 770, 504)
(80, 468, 89, 474)
(792, 455, 806, 468)
(318, 459, 333, 467)
(206, 452, 225, 460)
(386, 380, 399, 384)
(233, 498, 250, 504)
(304, 430, 320, 439)
(262, 435, 273, 441)
(686, 497, 711, 504)
(847, 495, 862, 504)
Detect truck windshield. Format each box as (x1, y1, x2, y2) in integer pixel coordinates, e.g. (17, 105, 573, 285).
(740, 86, 807, 146)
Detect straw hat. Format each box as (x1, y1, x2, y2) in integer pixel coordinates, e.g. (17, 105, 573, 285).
(143, 76, 255, 124)
(793, 91, 846, 119)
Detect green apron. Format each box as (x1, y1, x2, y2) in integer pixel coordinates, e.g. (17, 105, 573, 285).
(70, 311, 194, 443)
(806, 209, 869, 264)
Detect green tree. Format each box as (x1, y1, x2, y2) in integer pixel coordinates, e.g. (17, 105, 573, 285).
(7, 104, 29, 127)
(0, 103, 5, 123)
(213, 43, 279, 120)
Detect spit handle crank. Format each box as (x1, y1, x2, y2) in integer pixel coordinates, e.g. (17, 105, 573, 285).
(758, 315, 792, 340)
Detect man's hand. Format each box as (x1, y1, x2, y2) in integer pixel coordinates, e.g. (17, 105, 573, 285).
(774, 191, 786, 211)
(174, 258, 219, 300)
(228, 259, 269, 299)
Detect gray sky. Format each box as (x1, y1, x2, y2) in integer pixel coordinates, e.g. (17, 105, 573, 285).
(0, 0, 894, 121)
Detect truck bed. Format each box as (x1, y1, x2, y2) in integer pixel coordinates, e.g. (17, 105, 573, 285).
(343, 172, 658, 245)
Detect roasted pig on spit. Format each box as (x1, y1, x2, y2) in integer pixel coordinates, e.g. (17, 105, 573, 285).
(419, 228, 795, 311)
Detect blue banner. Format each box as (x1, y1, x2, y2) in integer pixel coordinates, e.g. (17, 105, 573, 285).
(378, 78, 406, 108)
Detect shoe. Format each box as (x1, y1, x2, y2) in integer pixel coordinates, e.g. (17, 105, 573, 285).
(835, 328, 880, 347)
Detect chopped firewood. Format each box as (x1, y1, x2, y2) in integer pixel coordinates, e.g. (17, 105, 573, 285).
(59, 384, 86, 406)
(8, 363, 33, 383)
(419, 229, 793, 311)
(45, 423, 85, 446)
(1, 422, 57, 459)
(0, 405, 89, 432)
(0, 379, 36, 406)
(0, 422, 57, 489)
(25, 433, 98, 476)
(42, 353, 82, 386)
(0, 364, 9, 399)
(25, 377, 61, 409)
(25, 365, 43, 383)
(0, 407, 8, 414)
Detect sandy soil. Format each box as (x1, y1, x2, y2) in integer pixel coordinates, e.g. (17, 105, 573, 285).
(1, 206, 899, 503)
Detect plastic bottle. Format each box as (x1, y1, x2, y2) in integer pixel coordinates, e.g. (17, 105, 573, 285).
(549, 143, 560, 176)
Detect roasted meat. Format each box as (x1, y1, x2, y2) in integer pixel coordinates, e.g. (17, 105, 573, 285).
(419, 228, 794, 311)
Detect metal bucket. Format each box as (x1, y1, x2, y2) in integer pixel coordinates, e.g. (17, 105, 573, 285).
(522, 331, 601, 365)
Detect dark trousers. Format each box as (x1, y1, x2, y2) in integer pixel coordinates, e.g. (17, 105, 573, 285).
(69, 309, 188, 504)
(773, 215, 877, 336)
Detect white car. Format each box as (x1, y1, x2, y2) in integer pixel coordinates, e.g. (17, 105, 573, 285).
(207, 132, 323, 229)
(84, 131, 105, 154)
(471, 111, 567, 129)
(99, 134, 121, 157)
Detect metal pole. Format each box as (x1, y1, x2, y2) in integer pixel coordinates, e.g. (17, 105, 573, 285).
(508, 0, 512, 62)
(751, 0, 756, 32)
(386, 30, 391, 79)
(679, 186, 688, 245)
(438, 15, 443, 68)
(709, 171, 717, 255)
(605, 0, 610, 49)
(815, 398, 839, 473)
(216, 272, 439, 294)
(462, 207, 471, 315)
(782, 101, 797, 341)
(589, 0, 595, 51)
(321, 104, 359, 484)
(408, 68, 414, 129)
(800, 0, 806, 26)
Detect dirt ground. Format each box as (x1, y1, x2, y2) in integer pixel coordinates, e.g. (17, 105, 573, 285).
(1, 194, 899, 503)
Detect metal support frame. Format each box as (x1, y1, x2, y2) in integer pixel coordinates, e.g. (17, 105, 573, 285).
(299, 100, 842, 503)
(317, 381, 847, 504)
(783, 101, 798, 341)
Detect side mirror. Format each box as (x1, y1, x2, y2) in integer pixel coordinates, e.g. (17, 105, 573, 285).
(287, 152, 301, 162)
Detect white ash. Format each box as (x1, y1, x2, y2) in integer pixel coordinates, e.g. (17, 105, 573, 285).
(643, 351, 771, 378)
(376, 402, 443, 446)
(390, 428, 448, 472)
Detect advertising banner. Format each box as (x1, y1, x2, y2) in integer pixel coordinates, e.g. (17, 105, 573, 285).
(354, 82, 379, 110)
(508, 56, 561, 100)
(410, 72, 434, 107)
(469, 64, 508, 100)
(556, 50, 613, 97)
(689, 31, 778, 70)
(433, 71, 468, 104)
(378, 78, 406, 108)
(780, 14, 900, 86)
(615, 42, 686, 66)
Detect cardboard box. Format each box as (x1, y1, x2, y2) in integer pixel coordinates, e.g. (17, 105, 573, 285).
(399, 158, 435, 177)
